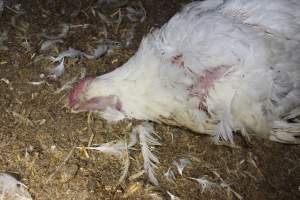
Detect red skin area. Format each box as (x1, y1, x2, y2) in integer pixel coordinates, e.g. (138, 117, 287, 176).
(69, 76, 122, 112)
(69, 76, 96, 108)
(170, 53, 230, 113)
(189, 66, 231, 112)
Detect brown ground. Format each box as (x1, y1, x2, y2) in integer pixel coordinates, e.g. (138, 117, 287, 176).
(0, 0, 299, 199)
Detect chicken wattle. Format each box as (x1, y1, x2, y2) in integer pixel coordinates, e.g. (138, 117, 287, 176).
(69, 0, 300, 144)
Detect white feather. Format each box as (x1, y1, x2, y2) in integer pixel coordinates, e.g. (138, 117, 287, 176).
(126, 1, 146, 23)
(190, 176, 217, 193)
(86, 129, 137, 157)
(117, 149, 130, 185)
(55, 76, 77, 94)
(172, 158, 191, 176)
(166, 191, 180, 200)
(86, 140, 128, 157)
(51, 48, 84, 62)
(84, 45, 108, 59)
(164, 168, 176, 183)
(50, 58, 64, 79)
(52, 45, 108, 63)
(134, 123, 161, 186)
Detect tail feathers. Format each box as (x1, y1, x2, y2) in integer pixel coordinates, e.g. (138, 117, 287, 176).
(270, 120, 300, 144)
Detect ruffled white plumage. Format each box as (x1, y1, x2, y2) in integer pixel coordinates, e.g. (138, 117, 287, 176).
(75, 0, 300, 143)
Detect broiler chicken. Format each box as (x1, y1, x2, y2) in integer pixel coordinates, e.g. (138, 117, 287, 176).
(69, 0, 300, 144)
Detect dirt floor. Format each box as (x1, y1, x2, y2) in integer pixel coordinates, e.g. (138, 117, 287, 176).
(0, 0, 299, 199)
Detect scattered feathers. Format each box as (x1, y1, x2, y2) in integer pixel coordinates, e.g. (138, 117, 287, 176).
(121, 26, 135, 47)
(84, 124, 137, 184)
(117, 146, 130, 185)
(97, 11, 113, 25)
(84, 45, 108, 60)
(164, 168, 176, 183)
(189, 176, 217, 193)
(54, 76, 78, 94)
(55, 67, 86, 93)
(85, 138, 135, 158)
(126, 1, 146, 23)
(50, 58, 65, 79)
(51, 48, 85, 62)
(173, 158, 191, 176)
(87, 123, 161, 185)
(213, 171, 243, 200)
(166, 191, 180, 200)
(51, 45, 108, 62)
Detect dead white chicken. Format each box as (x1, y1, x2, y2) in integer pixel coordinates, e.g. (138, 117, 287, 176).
(69, 0, 300, 144)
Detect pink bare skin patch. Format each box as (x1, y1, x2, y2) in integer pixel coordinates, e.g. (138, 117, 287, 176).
(72, 95, 122, 112)
(189, 66, 231, 111)
(69, 76, 122, 112)
(69, 76, 95, 108)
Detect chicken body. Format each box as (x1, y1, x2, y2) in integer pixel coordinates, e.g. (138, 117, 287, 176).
(70, 0, 300, 144)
